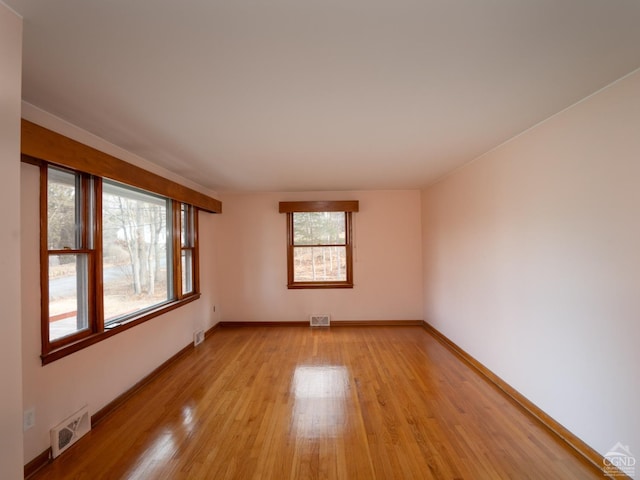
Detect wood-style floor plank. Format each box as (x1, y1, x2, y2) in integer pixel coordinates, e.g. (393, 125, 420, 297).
(30, 326, 604, 479)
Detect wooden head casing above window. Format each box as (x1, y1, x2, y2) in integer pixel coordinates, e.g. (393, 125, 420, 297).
(21, 119, 221, 364)
(21, 119, 221, 213)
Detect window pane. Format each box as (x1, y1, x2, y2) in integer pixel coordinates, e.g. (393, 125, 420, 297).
(293, 212, 346, 245)
(182, 250, 193, 295)
(102, 181, 170, 322)
(181, 204, 194, 247)
(49, 254, 89, 341)
(48, 167, 79, 250)
(293, 246, 347, 282)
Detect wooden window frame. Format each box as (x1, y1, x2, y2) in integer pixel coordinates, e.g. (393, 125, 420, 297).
(37, 165, 203, 365)
(175, 203, 199, 298)
(21, 121, 219, 364)
(279, 200, 359, 289)
(22, 120, 221, 213)
(42, 167, 98, 352)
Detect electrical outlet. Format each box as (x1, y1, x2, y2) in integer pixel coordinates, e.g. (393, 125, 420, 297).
(213, 305, 216, 313)
(24, 408, 35, 431)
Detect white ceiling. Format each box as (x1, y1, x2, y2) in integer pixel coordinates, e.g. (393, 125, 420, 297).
(8, 0, 640, 192)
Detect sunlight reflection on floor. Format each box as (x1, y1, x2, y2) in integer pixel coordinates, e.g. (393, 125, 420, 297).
(291, 365, 349, 439)
(124, 433, 177, 480)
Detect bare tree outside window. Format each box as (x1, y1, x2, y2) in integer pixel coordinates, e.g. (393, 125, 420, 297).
(36, 127, 214, 363)
(102, 181, 170, 322)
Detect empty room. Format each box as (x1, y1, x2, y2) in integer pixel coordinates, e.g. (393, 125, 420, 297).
(1, 1, 639, 479)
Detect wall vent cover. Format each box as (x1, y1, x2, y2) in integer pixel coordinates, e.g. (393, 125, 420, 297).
(50, 405, 90, 458)
(194, 330, 205, 346)
(310, 314, 330, 327)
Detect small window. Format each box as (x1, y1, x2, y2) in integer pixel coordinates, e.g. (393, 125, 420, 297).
(279, 201, 359, 289)
(46, 167, 94, 343)
(180, 203, 198, 296)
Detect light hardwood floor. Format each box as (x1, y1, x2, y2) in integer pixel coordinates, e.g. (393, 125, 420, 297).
(31, 326, 604, 479)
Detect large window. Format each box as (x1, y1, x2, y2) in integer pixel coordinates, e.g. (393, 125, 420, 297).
(279, 201, 359, 289)
(102, 181, 171, 324)
(42, 165, 200, 362)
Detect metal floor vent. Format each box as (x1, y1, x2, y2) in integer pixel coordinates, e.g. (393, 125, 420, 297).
(51, 406, 91, 458)
(310, 314, 330, 327)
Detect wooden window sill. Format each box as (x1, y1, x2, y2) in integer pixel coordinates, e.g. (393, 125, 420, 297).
(287, 282, 354, 289)
(41, 294, 200, 365)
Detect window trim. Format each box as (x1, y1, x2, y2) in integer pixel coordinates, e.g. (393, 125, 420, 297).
(22, 119, 222, 213)
(38, 163, 203, 365)
(279, 200, 359, 289)
(21, 121, 220, 365)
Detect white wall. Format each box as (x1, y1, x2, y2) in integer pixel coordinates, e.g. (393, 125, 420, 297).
(0, 4, 23, 479)
(421, 69, 640, 469)
(217, 190, 423, 323)
(20, 112, 222, 464)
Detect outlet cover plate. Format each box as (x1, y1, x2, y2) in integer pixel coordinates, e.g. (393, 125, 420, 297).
(24, 408, 35, 431)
